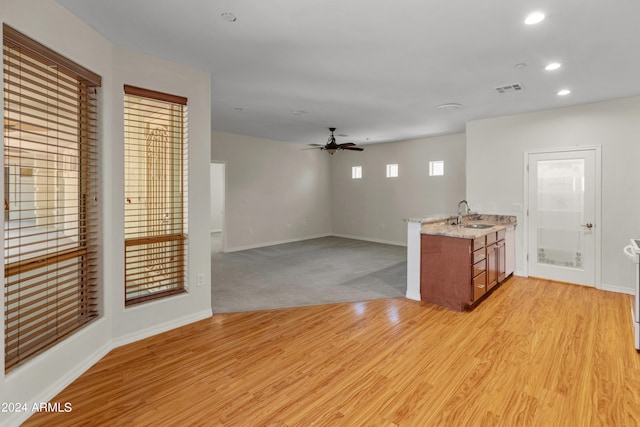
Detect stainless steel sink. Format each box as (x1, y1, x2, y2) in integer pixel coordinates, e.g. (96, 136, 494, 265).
(464, 224, 494, 229)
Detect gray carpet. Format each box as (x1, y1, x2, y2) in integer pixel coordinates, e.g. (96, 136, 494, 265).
(211, 236, 407, 313)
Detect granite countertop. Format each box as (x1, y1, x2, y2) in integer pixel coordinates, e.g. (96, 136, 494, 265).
(420, 214, 517, 239)
(405, 213, 456, 223)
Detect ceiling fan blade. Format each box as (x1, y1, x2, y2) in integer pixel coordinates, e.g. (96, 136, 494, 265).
(337, 142, 356, 147)
(308, 143, 324, 147)
(302, 146, 324, 150)
(341, 146, 364, 151)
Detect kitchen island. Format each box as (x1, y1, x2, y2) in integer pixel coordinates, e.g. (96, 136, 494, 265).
(404, 213, 516, 310)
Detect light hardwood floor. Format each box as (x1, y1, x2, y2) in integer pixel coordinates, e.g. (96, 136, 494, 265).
(24, 277, 640, 426)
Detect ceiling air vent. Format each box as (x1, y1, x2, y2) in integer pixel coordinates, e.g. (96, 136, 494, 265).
(495, 83, 523, 94)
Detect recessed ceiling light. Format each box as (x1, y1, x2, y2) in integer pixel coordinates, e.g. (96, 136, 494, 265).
(524, 11, 545, 25)
(292, 110, 306, 116)
(545, 62, 562, 71)
(221, 12, 237, 22)
(437, 103, 462, 111)
(514, 62, 527, 69)
(234, 107, 244, 111)
(557, 89, 571, 96)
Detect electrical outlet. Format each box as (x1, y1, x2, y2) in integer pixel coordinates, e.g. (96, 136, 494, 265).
(197, 273, 204, 287)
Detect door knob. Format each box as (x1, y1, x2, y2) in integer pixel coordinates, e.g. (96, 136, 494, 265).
(581, 223, 593, 229)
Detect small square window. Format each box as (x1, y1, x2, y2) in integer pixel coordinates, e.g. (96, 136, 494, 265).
(386, 163, 399, 178)
(429, 160, 444, 176)
(352, 166, 362, 179)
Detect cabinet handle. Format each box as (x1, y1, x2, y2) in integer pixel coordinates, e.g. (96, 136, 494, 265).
(475, 284, 485, 289)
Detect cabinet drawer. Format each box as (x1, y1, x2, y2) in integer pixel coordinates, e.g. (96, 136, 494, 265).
(473, 236, 485, 250)
(473, 248, 485, 264)
(473, 259, 486, 277)
(497, 229, 506, 241)
(486, 231, 497, 245)
(472, 271, 486, 301)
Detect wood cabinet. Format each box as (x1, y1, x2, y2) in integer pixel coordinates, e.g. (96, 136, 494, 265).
(485, 229, 506, 292)
(472, 271, 487, 301)
(420, 229, 508, 311)
(420, 234, 474, 311)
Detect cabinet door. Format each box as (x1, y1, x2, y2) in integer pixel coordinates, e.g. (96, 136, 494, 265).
(498, 240, 506, 282)
(487, 243, 498, 290)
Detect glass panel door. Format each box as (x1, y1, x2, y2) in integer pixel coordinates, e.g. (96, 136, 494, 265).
(528, 150, 596, 286)
(536, 158, 585, 268)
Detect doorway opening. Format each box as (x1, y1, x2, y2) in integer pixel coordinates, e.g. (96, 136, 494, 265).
(210, 162, 225, 253)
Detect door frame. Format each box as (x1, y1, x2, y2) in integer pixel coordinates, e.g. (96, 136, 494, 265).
(210, 161, 226, 253)
(522, 145, 602, 288)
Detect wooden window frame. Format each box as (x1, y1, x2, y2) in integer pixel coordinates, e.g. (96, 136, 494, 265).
(3, 24, 101, 372)
(123, 85, 187, 306)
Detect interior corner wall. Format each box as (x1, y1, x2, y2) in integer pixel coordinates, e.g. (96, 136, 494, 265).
(1, 3, 213, 425)
(111, 46, 212, 340)
(1, 1, 113, 425)
(330, 133, 467, 245)
(211, 131, 332, 251)
(466, 96, 640, 293)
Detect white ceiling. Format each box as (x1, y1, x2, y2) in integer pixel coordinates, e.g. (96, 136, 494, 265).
(57, 0, 640, 146)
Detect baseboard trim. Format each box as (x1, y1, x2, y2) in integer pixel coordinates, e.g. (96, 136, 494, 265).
(600, 283, 634, 295)
(6, 309, 213, 427)
(405, 290, 421, 301)
(512, 272, 633, 295)
(225, 233, 332, 252)
(112, 308, 213, 348)
(331, 233, 406, 247)
(5, 342, 112, 427)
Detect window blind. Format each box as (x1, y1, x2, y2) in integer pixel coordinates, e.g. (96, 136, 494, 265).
(3, 24, 101, 372)
(124, 85, 187, 306)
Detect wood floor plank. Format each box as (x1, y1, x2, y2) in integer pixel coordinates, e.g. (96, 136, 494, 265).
(22, 276, 640, 426)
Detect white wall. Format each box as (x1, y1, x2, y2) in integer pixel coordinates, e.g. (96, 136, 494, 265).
(1, 1, 113, 425)
(111, 46, 212, 340)
(210, 163, 224, 232)
(467, 96, 640, 293)
(1, 2, 213, 425)
(212, 131, 332, 251)
(330, 133, 467, 245)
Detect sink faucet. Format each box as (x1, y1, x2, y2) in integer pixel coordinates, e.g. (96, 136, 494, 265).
(457, 200, 469, 225)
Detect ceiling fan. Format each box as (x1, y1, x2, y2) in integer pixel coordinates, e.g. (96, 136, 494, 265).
(305, 127, 364, 155)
